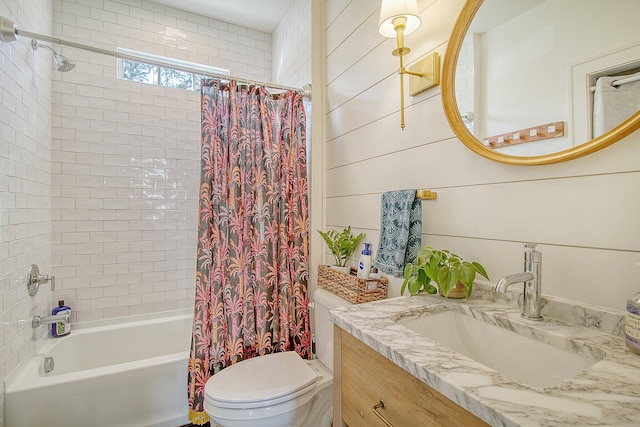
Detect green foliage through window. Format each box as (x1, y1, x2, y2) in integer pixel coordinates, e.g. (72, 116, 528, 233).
(122, 59, 216, 91)
(122, 60, 155, 84)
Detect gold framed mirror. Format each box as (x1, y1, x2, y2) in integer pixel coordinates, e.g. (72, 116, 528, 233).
(442, 0, 640, 165)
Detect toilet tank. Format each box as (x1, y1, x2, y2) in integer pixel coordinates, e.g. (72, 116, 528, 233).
(313, 288, 351, 371)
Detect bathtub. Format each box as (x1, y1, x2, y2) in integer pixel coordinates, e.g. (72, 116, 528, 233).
(5, 309, 193, 427)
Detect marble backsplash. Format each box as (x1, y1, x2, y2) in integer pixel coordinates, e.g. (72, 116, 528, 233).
(471, 281, 626, 336)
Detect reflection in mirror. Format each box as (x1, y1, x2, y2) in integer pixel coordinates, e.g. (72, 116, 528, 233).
(443, 0, 640, 165)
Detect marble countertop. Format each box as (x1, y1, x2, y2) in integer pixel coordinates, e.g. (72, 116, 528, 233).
(329, 285, 640, 427)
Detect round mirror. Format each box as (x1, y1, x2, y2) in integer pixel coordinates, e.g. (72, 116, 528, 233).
(442, 0, 640, 165)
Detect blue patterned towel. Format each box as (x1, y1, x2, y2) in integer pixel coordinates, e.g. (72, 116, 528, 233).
(373, 190, 422, 278)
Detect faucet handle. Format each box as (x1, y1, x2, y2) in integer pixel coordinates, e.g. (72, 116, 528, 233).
(524, 243, 542, 262)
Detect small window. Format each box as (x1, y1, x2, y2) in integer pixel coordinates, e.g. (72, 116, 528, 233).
(117, 48, 230, 91)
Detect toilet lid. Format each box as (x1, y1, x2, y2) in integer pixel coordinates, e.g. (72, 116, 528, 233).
(205, 351, 319, 405)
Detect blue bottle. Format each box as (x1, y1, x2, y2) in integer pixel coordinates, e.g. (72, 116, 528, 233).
(51, 300, 71, 338)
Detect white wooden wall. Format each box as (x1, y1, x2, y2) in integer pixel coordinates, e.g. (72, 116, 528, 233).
(320, 0, 640, 311)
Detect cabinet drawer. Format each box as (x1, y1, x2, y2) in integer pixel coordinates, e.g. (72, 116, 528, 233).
(340, 330, 488, 427)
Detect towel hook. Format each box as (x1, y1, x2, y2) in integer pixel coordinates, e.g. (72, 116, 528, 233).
(416, 189, 437, 200)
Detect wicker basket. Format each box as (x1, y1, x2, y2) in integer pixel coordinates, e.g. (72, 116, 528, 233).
(317, 265, 388, 304)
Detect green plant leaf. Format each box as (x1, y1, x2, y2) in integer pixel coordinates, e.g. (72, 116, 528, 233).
(449, 256, 462, 268)
(400, 245, 488, 299)
(417, 268, 430, 288)
(472, 261, 490, 280)
(401, 264, 414, 296)
(407, 276, 422, 295)
(423, 262, 438, 283)
(418, 270, 436, 294)
(417, 246, 434, 260)
(438, 266, 460, 297)
(317, 229, 340, 265)
(317, 227, 364, 267)
(463, 281, 473, 299)
(403, 263, 414, 280)
(424, 283, 438, 294)
(460, 262, 477, 287)
(432, 249, 444, 264)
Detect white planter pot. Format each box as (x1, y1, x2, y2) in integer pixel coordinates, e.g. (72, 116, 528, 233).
(329, 265, 351, 275)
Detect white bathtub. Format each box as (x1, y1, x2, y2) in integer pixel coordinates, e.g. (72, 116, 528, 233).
(5, 309, 193, 427)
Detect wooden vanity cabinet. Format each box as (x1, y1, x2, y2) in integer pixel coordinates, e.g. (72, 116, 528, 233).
(334, 326, 489, 427)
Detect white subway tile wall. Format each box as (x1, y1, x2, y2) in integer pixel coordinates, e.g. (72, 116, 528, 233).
(0, 1, 54, 425)
(0, 0, 310, 423)
(272, 0, 311, 89)
(51, 0, 274, 322)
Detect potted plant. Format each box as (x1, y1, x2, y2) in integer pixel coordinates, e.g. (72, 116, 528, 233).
(317, 226, 365, 274)
(401, 246, 489, 299)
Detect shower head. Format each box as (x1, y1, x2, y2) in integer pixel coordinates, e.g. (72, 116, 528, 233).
(53, 53, 76, 72)
(31, 39, 75, 72)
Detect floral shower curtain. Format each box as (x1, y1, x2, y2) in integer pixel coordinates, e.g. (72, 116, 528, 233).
(188, 80, 311, 424)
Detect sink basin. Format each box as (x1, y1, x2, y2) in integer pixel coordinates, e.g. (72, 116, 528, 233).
(397, 310, 602, 388)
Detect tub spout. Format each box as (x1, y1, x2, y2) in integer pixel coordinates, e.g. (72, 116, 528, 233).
(495, 243, 543, 321)
(32, 314, 70, 328)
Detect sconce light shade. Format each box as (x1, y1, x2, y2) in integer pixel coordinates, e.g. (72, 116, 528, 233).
(378, 0, 421, 38)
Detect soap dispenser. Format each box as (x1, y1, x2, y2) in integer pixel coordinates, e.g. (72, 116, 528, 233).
(357, 243, 372, 279)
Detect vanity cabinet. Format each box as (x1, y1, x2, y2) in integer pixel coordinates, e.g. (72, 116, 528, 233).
(334, 326, 488, 427)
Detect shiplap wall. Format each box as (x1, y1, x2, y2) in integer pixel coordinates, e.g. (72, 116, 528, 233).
(322, 0, 640, 311)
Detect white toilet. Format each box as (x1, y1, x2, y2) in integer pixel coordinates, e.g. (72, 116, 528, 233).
(204, 288, 351, 427)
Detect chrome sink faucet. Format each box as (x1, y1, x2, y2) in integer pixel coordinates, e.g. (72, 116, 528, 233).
(495, 243, 543, 321)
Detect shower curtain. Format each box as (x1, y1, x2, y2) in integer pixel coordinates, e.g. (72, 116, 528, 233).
(593, 71, 640, 138)
(188, 80, 310, 425)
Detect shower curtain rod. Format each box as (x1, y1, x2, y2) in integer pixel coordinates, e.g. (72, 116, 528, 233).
(612, 73, 640, 87)
(589, 73, 640, 92)
(0, 15, 310, 97)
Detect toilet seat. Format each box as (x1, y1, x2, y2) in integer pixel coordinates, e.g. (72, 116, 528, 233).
(205, 351, 319, 410)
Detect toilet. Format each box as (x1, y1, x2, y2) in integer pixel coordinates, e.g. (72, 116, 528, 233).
(204, 288, 351, 427)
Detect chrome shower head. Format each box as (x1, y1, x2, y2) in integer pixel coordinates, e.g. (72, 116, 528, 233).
(53, 52, 75, 72)
(31, 39, 75, 72)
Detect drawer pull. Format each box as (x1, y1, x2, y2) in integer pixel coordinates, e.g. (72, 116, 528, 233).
(372, 400, 393, 427)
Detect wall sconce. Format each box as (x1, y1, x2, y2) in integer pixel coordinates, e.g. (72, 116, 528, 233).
(378, 0, 440, 130)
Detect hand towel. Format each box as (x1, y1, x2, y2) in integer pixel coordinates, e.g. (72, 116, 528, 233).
(373, 190, 422, 278)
